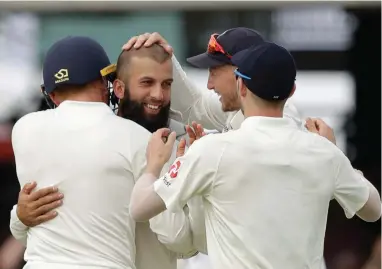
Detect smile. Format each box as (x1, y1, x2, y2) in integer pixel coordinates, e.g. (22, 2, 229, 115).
(144, 103, 161, 111)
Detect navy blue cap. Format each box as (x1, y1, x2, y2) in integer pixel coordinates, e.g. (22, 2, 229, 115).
(187, 27, 264, 69)
(43, 36, 111, 93)
(232, 42, 296, 101)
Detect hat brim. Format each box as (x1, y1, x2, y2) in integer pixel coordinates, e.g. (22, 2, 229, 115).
(187, 53, 231, 69)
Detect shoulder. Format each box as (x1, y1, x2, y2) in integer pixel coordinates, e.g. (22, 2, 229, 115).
(13, 110, 52, 135)
(188, 132, 229, 156)
(110, 116, 152, 148)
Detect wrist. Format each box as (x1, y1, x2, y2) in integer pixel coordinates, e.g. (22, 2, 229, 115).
(145, 162, 163, 177)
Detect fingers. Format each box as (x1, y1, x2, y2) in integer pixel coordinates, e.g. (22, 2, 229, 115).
(176, 138, 187, 158)
(305, 118, 318, 133)
(29, 186, 59, 202)
(144, 32, 162, 47)
(154, 128, 172, 138)
(22, 182, 37, 194)
(35, 211, 58, 225)
(34, 192, 64, 209)
(313, 118, 330, 130)
(133, 33, 151, 49)
(122, 32, 173, 55)
(193, 121, 205, 138)
(166, 132, 177, 148)
(186, 125, 196, 141)
(35, 200, 62, 216)
(122, 36, 138, 51)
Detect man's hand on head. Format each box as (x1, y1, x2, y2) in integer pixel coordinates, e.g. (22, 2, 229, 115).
(17, 182, 63, 227)
(305, 117, 336, 145)
(122, 32, 173, 55)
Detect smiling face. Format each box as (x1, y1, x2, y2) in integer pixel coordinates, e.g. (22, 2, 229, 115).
(126, 56, 173, 117)
(114, 45, 173, 133)
(207, 64, 241, 112)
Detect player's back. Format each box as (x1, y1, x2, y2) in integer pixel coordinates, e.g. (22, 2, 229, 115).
(203, 117, 342, 269)
(12, 101, 151, 269)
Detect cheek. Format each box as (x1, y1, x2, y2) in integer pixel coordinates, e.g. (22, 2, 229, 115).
(129, 87, 150, 102)
(163, 89, 171, 104)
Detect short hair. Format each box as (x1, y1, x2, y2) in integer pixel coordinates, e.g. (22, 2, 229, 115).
(116, 44, 171, 80)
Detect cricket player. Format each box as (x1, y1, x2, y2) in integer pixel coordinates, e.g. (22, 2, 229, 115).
(10, 36, 195, 269)
(123, 28, 305, 268)
(129, 42, 381, 269)
(10, 43, 200, 269)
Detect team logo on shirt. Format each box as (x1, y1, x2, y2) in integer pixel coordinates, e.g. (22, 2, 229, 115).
(168, 160, 182, 178)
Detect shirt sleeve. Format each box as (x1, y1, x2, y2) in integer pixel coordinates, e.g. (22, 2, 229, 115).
(149, 207, 197, 257)
(9, 205, 28, 246)
(154, 137, 225, 213)
(333, 149, 370, 219)
(170, 55, 228, 131)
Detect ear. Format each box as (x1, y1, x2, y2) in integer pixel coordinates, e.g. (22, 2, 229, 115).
(113, 79, 126, 99)
(48, 92, 60, 106)
(238, 78, 247, 98)
(289, 84, 296, 98)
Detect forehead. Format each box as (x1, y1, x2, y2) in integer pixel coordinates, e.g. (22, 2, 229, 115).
(210, 64, 234, 72)
(128, 56, 172, 80)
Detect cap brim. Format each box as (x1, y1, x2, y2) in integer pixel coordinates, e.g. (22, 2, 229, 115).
(187, 53, 230, 69)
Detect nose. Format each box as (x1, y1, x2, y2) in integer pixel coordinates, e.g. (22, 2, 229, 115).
(150, 84, 164, 101)
(207, 76, 214, 91)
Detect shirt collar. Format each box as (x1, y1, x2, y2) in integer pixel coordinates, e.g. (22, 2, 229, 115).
(57, 101, 113, 114)
(240, 116, 297, 130)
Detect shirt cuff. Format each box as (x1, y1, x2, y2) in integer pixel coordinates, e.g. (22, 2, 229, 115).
(344, 175, 370, 219)
(154, 175, 183, 213)
(10, 206, 28, 229)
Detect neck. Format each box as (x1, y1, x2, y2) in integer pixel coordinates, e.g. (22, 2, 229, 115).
(58, 92, 105, 105)
(243, 105, 283, 118)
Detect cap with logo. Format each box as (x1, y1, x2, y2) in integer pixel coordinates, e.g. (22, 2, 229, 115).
(186, 27, 265, 69)
(43, 36, 111, 94)
(232, 42, 296, 101)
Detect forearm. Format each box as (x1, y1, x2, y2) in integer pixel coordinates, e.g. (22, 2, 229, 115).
(171, 55, 227, 131)
(130, 171, 167, 222)
(9, 205, 28, 246)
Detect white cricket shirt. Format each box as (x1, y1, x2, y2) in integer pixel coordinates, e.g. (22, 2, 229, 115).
(154, 116, 370, 269)
(12, 101, 152, 269)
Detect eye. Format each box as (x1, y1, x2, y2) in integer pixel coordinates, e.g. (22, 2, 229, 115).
(162, 80, 173, 89)
(141, 80, 152, 86)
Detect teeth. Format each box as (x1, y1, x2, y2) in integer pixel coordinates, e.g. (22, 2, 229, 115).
(146, 104, 160, 110)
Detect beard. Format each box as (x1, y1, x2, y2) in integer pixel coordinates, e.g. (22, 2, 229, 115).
(117, 88, 170, 133)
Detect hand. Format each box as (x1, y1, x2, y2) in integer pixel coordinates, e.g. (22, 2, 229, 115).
(146, 128, 177, 175)
(305, 117, 336, 145)
(122, 32, 173, 55)
(186, 121, 206, 147)
(17, 182, 63, 227)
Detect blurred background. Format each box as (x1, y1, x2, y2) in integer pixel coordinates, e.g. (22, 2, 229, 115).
(0, 1, 380, 269)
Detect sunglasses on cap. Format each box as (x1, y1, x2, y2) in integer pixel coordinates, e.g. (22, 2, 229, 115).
(234, 68, 251, 80)
(207, 34, 232, 59)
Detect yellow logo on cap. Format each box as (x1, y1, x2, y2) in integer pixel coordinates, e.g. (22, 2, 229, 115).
(54, 69, 69, 83)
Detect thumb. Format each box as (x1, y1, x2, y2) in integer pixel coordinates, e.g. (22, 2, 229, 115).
(305, 118, 318, 133)
(22, 182, 37, 194)
(176, 138, 186, 158)
(166, 132, 177, 149)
